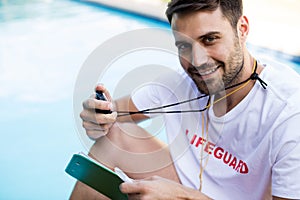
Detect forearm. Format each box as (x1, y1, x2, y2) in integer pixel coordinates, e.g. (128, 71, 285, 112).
(178, 185, 212, 200)
(115, 95, 149, 123)
(120, 176, 213, 200)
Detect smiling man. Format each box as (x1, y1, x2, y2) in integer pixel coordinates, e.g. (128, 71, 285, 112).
(170, 5, 254, 114)
(71, 0, 300, 199)
(172, 8, 245, 95)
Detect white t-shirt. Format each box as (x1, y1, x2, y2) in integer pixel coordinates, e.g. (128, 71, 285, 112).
(132, 60, 300, 199)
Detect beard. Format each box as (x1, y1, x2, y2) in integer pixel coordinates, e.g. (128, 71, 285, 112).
(187, 38, 244, 95)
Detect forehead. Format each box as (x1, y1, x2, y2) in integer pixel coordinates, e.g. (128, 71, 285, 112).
(171, 8, 233, 40)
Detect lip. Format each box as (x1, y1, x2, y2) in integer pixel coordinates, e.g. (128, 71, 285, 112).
(190, 65, 221, 79)
(198, 65, 220, 76)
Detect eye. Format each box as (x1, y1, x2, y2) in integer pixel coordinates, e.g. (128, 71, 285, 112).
(202, 36, 218, 45)
(176, 42, 191, 53)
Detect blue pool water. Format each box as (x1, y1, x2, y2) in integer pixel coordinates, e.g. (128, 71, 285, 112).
(0, 1, 299, 200)
(0, 1, 169, 199)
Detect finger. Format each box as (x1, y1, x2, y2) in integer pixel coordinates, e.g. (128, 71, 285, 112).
(80, 110, 95, 123)
(95, 84, 105, 93)
(82, 121, 111, 131)
(83, 98, 112, 111)
(95, 84, 113, 102)
(95, 111, 117, 124)
(120, 181, 146, 194)
(80, 110, 117, 124)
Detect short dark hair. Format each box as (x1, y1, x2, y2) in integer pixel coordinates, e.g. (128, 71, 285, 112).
(165, 0, 243, 28)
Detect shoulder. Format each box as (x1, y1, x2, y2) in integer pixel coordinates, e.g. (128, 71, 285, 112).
(254, 59, 300, 144)
(262, 59, 300, 95)
(260, 59, 300, 152)
(260, 59, 300, 114)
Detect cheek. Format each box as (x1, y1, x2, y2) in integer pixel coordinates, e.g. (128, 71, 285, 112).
(207, 46, 227, 62)
(179, 55, 191, 70)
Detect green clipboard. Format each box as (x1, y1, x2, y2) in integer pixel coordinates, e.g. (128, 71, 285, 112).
(65, 153, 128, 200)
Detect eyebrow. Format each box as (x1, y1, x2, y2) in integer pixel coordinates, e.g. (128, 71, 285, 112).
(198, 31, 221, 40)
(175, 41, 186, 46)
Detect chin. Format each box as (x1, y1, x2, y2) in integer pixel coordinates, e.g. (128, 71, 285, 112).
(195, 80, 225, 95)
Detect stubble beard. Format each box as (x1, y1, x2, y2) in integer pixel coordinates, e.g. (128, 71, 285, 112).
(190, 38, 244, 96)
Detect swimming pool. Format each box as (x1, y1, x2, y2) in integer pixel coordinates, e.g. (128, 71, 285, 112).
(0, 1, 170, 199)
(0, 1, 299, 199)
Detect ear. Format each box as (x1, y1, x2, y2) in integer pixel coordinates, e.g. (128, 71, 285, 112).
(238, 16, 249, 43)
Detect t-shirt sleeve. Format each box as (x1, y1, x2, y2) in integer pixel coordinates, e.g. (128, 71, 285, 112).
(131, 70, 193, 117)
(131, 84, 165, 118)
(271, 114, 300, 199)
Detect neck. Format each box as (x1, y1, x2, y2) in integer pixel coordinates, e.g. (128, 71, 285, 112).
(213, 53, 262, 117)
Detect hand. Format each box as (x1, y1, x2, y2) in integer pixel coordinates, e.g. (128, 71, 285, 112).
(80, 84, 117, 139)
(120, 176, 211, 200)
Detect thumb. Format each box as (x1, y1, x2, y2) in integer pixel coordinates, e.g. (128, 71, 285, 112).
(95, 83, 105, 92)
(95, 84, 113, 102)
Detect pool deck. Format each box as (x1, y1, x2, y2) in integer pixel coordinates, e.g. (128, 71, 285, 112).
(83, 0, 167, 22)
(82, 0, 300, 59)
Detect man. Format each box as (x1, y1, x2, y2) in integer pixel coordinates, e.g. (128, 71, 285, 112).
(71, 0, 300, 199)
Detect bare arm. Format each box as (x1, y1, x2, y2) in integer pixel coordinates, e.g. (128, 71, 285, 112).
(120, 176, 212, 200)
(120, 177, 297, 200)
(114, 95, 149, 123)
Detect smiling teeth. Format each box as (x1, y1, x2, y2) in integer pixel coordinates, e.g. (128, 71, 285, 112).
(199, 67, 219, 76)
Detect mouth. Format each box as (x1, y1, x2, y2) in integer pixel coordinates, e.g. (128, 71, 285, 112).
(197, 65, 220, 76)
(190, 65, 221, 78)
(187, 64, 222, 94)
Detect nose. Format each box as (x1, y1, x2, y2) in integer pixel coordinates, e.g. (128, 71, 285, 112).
(191, 43, 208, 67)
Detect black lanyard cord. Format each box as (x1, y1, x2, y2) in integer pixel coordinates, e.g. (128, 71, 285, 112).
(117, 94, 209, 117)
(225, 60, 267, 90)
(117, 60, 267, 117)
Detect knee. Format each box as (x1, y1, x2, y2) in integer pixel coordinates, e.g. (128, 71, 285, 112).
(92, 122, 136, 152)
(103, 122, 155, 152)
